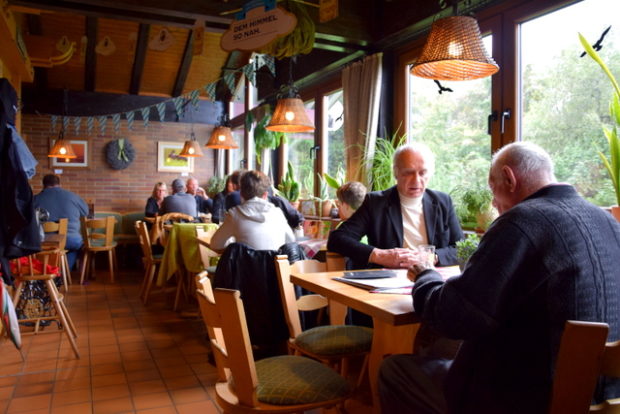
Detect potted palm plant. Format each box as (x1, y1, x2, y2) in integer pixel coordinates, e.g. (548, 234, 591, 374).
(277, 161, 300, 210)
(313, 174, 333, 217)
(580, 33, 620, 222)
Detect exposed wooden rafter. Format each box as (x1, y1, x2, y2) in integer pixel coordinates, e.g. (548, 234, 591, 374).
(171, 30, 194, 97)
(84, 16, 97, 91)
(129, 23, 149, 95)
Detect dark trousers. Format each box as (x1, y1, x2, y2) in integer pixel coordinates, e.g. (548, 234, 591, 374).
(378, 354, 451, 414)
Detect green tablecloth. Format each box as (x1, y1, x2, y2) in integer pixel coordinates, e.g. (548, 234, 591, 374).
(157, 222, 219, 286)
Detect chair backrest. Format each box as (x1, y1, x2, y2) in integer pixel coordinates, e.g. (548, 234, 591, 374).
(275, 255, 328, 339)
(134, 220, 153, 261)
(326, 251, 346, 271)
(81, 216, 115, 248)
(195, 272, 226, 380)
(195, 275, 259, 407)
(13, 249, 61, 278)
(549, 320, 620, 414)
(159, 212, 195, 246)
(94, 211, 123, 234)
(196, 226, 219, 269)
(42, 218, 68, 250)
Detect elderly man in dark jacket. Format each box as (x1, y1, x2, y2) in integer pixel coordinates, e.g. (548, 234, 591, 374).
(379, 142, 620, 414)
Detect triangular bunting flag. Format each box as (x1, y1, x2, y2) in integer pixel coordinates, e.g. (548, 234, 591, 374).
(98, 116, 107, 135)
(141, 107, 151, 127)
(224, 72, 236, 95)
(87, 116, 94, 134)
(51, 115, 58, 132)
(243, 64, 256, 85)
(112, 113, 121, 132)
(261, 54, 275, 76)
(62, 116, 69, 130)
(172, 96, 184, 119)
(204, 83, 217, 101)
(73, 116, 81, 134)
(189, 89, 200, 108)
(156, 102, 166, 121)
(126, 111, 135, 130)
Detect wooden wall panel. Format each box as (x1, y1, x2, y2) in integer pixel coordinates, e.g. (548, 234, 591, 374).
(95, 18, 138, 94)
(23, 114, 217, 212)
(40, 12, 85, 91)
(140, 25, 189, 96)
(183, 32, 228, 96)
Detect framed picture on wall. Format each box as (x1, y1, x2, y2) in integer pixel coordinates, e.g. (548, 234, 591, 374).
(50, 139, 90, 168)
(157, 141, 194, 173)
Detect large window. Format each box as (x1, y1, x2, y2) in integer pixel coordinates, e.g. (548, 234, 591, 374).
(520, 0, 620, 206)
(325, 89, 345, 197)
(409, 37, 493, 193)
(286, 100, 315, 198)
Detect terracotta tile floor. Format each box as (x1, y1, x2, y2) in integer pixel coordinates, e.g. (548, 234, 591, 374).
(0, 268, 222, 414)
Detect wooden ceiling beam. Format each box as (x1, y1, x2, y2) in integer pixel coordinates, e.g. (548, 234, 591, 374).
(8, 0, 230, 31)
(84, 16, 97, 91)
(171, 30, 194, 98)
(129, 23, 149, 95)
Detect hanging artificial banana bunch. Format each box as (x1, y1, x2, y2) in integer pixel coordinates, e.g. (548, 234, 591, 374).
(260, 0, 315, 59)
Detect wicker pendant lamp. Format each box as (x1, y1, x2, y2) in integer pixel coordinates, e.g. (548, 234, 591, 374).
(206, 107, 238, 150)
(179, 131, 204, 157)
(411, 14, 499, 81)
(266, 57, 315, 133)
(48, 128, 77, 160)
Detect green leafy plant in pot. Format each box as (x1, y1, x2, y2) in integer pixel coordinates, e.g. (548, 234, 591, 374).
(461, 186, 497, 231)
(456, 234, 480, 271)
(277, 161, 300, 209)
(206, 176, 226, 199)
(580, 33, 620, 222)
(312, 174, 333, 217)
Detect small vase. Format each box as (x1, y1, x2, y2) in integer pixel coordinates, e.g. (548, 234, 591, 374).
(321, 200, 333, 217)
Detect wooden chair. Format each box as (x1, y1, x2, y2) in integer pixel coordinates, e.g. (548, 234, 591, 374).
(11, 249, 80, 358)
(42, 218, 70, 290)
(274, 255, 372, 383)
(158, 212, 195, 247)
(135, 220, 162, 305)
(195, 226, 219, 278)
(195, 272, 352, 413)
(549, 320, 620, 414)
(80, 216, 117, 284)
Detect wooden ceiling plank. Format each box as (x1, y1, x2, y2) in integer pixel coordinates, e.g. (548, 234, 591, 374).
(171, 30, 193, 97)
(129, 23, 149, 95)
(84, 16, 97, 91)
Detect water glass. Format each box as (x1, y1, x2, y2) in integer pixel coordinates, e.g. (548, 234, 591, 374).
(418, 244, 436, 268)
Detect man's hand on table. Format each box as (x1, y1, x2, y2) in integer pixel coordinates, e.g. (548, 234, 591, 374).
(370, 247, 420, 269)
(407, 262, 435, 282)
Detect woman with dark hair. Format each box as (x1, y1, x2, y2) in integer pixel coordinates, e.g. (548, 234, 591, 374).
(211, 171, 241, 224)
(145, 182, 168, 218)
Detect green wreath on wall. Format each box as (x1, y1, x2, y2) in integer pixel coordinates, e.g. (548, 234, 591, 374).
(105, 138, 136, 170)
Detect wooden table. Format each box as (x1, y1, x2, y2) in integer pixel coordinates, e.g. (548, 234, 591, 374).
(290, 269, 420, 414)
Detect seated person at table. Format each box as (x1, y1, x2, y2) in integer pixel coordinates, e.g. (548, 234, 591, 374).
(145, 182, 167, 217)
(327, 143, 463, 270)
(161, 178, 197, 218)
(186, 176, 213, 215)
(212, 172, 239, 224)
(210, 170, 295, 252)
(34, 174, 88, 270)
(337, 181, 367, 220)
(380, 142, 620, 414)
(226, 178, 304, 231)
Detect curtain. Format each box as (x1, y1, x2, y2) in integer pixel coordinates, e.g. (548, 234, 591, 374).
(342, 52, 383, 186)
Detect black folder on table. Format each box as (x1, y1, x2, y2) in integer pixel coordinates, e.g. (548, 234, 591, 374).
(342, 269, 398, 279)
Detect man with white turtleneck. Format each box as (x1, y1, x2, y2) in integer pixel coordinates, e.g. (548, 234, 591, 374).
(327, 143, 463, 270)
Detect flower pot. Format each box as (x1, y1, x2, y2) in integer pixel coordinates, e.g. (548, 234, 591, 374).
(290, 200, 300, 211)
(300, 199, 316, 216)
(476, 209, 498, 231)
(321, 200, 334, 218)
(612, 206, 620, 222)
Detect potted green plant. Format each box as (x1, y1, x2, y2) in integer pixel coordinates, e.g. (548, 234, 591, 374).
(460, 186, 497, 231)
(206, 176, 226, 198)
(456, 234, 480, 271)
(580, 33, 620, 222)
(313, 173, 333, 217)
(323, 166, 346, 194)
(247, 108, 286, 173)
(277, 161, 300, 209)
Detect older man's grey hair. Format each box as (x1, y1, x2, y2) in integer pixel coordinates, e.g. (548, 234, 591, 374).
(492, 142, 556, 183)
(393, 142, 436, 177)
(171, 178, 186, 193)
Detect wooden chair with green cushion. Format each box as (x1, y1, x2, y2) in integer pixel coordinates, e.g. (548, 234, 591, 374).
(135, 220, 162, 305)
(549, 320, 620, 414)
(80, 215, 117, 284)
(195, 271, 351, 413)
(274, 255, 373, 384)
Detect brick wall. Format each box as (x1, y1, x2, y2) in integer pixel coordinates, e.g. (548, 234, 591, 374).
(22, 114, 217, 212)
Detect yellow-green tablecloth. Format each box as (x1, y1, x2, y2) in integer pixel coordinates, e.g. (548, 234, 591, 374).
(157, 222, 219, 286)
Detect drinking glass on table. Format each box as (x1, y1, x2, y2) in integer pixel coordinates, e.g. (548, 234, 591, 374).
(418, 244, 436, 268)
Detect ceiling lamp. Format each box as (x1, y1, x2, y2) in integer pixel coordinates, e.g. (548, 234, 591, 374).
(179, 131, 204, 157)
(266, 57, 315, 133)
(48, 127, 76, 161)
(206, 126, 238, 149)
(411, 15, 499, 81)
